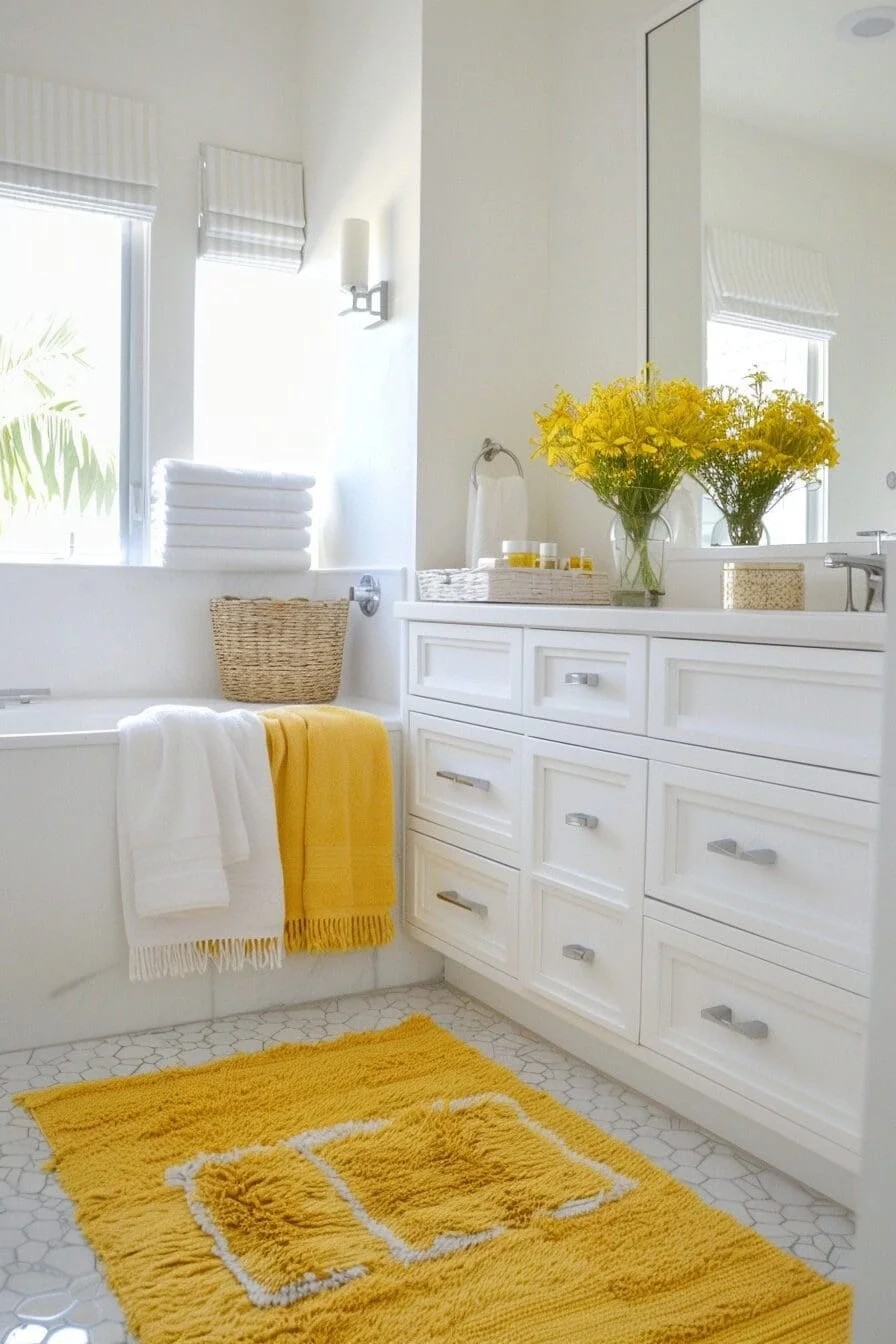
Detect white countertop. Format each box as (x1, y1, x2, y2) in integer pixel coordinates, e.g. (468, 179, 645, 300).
(394, 601, 887, 651)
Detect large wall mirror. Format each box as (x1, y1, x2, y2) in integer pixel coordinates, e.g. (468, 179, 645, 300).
(647, 0, 896, 547)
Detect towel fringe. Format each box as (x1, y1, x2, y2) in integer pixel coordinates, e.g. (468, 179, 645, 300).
(284, 912, 395, 954)
(129, 937, 283, 982)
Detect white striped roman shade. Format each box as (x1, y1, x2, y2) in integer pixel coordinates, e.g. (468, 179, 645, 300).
(0, 73, 158, 219)
(705, 226, 838, 340)
(199, 144, 305, 272)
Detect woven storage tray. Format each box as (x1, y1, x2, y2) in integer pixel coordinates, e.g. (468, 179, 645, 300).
(210, 596, 349, 703)
(417, 567, 612, 605)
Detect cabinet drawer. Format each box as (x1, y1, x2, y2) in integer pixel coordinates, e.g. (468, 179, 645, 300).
(522, 881, 641, 1039)
(406, 831, 518, 974)
(641, 917, 867, 1150)
(527, 739, 647, 907)
(524, 630, 647, 733)
(648, 638, 883, 772)
(408, 713, 522, 851)
(646, 762, 876, 972)
(408, 622, 522, 712)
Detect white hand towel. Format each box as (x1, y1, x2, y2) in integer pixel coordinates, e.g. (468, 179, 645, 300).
(158, 507, 312, 530)
(465, 474, 529, 568)
(154, 547, 312, 572)
(153, 524, 311, 550)
(155, 483, 313, 513)
(118, 706, 247, 919)
(154, 459, 315, 492)
(119, 708, 285, 981)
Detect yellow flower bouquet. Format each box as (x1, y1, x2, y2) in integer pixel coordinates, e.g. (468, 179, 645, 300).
(692, 371, 839, 546)
(532, 368, 726, 601)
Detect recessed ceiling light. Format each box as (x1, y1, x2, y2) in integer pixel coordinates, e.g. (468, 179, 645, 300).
(837, 6, 896, 39)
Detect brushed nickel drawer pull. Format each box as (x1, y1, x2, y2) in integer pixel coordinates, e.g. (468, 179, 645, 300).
(565, 671, 600, 687)
(701, 1003, 769, 1040)
(436, 889, 488, 916)
(706, 838, 777, 867)
(741, 847, 778, 866)
(565, 812, 599, 829)
(562, 943, 596, 964)
(435, 769, 491, 792)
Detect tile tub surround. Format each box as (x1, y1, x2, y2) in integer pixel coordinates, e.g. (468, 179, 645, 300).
(0, 983, 854, 1344)
(0, 565, 406, 704)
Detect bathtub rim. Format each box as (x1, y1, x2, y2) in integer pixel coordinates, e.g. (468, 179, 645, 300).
(0, 695, 401, 751)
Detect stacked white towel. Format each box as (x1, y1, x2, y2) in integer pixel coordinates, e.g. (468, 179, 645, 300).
(151, 459, 316, 571)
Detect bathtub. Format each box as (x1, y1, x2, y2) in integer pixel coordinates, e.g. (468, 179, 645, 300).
(0, 696, 439, 1053)
(0, 694, 400, 747)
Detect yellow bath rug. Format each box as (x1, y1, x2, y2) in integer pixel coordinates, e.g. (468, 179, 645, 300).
(261, 706, 395, 952)
(16, 1015, 851, 1344)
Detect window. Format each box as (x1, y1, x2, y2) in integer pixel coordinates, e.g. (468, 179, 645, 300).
(0, 73, 157, 563)
(703, 319, 829, 546)
(0, 200, 146, 562)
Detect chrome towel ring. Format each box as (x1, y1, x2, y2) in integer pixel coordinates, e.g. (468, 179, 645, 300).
(471, 437, 524, 489)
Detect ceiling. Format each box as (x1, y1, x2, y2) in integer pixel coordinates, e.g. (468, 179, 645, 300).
(698, 0, 896, 167)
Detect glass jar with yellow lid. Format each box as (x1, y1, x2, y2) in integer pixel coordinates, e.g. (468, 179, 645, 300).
(501, 539, 538, 567)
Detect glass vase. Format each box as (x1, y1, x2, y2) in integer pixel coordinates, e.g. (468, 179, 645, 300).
(710, 517, 770, 547)
(609, 513, 672, 607)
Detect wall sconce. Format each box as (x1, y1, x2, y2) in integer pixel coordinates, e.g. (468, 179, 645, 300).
(339, 218, 390, 328)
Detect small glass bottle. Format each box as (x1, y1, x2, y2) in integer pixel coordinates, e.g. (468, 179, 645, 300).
(537, 542, 559, 570)
(568, 547, 593, 572)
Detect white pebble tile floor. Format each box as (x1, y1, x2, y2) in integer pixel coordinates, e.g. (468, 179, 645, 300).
(0, 980, 855, 1343)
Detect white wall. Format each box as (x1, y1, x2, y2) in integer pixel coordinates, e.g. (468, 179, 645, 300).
(289, 0, 423, 569)
(702, 113, 896, 541)
(540, 0, 659, 569)
(1, 0, 424, 709)
(0, 565, 406, 703)
(2, 0, 310, 472)
(415, 0, 553, 569)
(3, 0, 422, 572)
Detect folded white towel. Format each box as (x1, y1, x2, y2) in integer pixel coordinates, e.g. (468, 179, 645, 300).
(118, 707, 285, 981)
(153, 524, 311, 550)
(155, 547, 312, 572)
(155, 483, 313, 513)
(118, 706, 247, 919)
(154, 459, 315, 492)
(158, 507, 313, 530)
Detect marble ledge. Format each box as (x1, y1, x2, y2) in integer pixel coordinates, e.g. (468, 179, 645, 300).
(393, 601, 886, 651)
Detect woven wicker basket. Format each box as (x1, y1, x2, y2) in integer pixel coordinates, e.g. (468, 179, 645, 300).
(210, 596, 349, 703)
(417, 567, 612, 605)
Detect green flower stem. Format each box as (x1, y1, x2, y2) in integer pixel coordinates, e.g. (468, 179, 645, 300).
(616, 510, 665, 594)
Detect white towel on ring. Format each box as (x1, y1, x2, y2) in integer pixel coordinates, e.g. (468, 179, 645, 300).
(465, 474, 529, 568)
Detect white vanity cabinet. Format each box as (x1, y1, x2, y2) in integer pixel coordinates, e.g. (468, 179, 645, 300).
(398, 604, 884, 1204)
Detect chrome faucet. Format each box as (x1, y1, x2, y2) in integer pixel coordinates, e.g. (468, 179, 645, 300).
(824, 530, 891, 612)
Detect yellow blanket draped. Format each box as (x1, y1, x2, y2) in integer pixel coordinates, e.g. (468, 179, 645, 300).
(260, 706, 396, 953)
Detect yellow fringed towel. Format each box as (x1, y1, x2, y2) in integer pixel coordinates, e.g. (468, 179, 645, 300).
(261, 706, 396, 952)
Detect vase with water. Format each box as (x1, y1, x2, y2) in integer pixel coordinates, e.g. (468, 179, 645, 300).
(609, 511, 672, 607)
